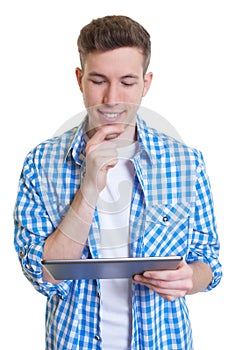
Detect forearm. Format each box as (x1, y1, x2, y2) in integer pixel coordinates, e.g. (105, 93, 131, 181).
(43, 125, 124, 283)
(187, 260, 213, 294)
(43, 187, 97, 283)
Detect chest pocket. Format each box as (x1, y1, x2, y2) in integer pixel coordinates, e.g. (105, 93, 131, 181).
(143, 202, 191, 257)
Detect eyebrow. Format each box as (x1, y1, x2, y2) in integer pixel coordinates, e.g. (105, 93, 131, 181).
(88, 72, 139, 80)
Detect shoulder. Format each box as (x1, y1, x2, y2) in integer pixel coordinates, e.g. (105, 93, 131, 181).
(26, 127, 78, 161)
(20, 127, 81, 178)
(138, 117, 204, 167)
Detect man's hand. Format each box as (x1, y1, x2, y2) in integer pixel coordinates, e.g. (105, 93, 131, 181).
(133, 260, 213, 301)
(81, 124, 125, 204)
(133, 260, 193, 301)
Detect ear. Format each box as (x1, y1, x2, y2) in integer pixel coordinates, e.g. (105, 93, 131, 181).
(142, 72, 153, 97)
(75, 67, 83, 92)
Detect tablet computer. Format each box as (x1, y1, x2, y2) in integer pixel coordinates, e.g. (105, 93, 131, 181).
(42, 256, 183, 280)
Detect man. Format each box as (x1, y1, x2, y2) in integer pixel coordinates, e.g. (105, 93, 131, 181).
(14, 15, 222, 349)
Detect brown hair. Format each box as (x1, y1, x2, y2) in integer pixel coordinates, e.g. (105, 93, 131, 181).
(77, 15, 151, 74)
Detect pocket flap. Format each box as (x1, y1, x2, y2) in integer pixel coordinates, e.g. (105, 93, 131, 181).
(145, 202, 190, 225)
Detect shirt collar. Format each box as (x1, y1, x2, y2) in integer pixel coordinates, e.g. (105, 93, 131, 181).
(64, 117, 88, 165)
(136, 114, 164, 163)
(64, 114, 165, 165)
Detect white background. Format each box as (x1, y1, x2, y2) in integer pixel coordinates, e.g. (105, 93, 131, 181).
(1, 1, 234, 348)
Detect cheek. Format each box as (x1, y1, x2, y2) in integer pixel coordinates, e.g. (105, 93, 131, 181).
(120, 87, 143, 104)
(82, 88, 102, 108)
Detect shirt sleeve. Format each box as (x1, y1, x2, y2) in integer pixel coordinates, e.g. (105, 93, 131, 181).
(14, 150, 73, 298)
(186, 151, 223, 291)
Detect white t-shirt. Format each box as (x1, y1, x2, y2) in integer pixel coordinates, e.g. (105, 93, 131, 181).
(97, 142, 138, 350)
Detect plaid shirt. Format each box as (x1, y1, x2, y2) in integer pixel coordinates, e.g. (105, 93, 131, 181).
(14, 115, 222, 349)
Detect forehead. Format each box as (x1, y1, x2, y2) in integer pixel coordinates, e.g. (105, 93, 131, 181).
(83, 47, 145, 76)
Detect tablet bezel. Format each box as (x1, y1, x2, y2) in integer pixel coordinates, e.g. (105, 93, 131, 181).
(42, 256, 183, 280)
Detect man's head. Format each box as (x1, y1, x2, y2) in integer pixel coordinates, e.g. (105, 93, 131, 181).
(77, 15, 151, 76)
(75, 15, 153, 140)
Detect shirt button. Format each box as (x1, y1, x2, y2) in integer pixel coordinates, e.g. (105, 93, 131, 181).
(163, 216, 169, 222)
(94, 335, 100, 341)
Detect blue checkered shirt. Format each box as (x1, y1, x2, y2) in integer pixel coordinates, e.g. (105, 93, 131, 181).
(14, 115, 222, 349)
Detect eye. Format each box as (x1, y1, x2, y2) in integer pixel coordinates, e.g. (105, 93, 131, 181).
(91, 80, 105, 85)
(121, 78, 138, 87)
(121, 82, 135, 86)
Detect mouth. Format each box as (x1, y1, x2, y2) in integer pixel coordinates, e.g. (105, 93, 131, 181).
(98, 109, 125, 122)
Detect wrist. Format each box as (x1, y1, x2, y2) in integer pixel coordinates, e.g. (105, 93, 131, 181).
(79, 178, 100, 209)
(58, 206, 89, 245)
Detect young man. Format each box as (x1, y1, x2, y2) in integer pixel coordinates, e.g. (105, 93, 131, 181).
(14, 15, 222, 349)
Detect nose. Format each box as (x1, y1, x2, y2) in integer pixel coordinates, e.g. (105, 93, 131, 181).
(103, 83, 120, 105)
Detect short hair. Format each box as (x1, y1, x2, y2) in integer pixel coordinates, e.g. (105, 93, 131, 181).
(77, 15, 151, 75)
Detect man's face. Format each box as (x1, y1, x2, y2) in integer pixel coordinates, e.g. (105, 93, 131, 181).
(76, 47, 152, 137)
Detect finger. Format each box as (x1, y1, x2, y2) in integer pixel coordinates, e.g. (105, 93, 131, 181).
(142, 260, 187, 281)
(136, 272, 190, 289)
(133, 277, 187, 300)
(133, 273, 191, 297)
(86, 141, 119, 168)
(88, 124, 125, 147)
(157, 293, 180, 302)
(142, 270, 178, 282)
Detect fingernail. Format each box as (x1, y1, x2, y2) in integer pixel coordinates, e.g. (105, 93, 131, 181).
(133, 275, 141, 281)
(143, 272, 151, 278)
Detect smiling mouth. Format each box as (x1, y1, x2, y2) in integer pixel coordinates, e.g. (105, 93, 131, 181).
(98, 109, 125, 121)
(102, 113, 119, 119)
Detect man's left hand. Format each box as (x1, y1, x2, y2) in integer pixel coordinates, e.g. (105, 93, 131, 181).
(133, 260, 193, 301)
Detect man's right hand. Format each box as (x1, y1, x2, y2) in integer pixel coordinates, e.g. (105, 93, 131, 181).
(81, 124, 125, 205)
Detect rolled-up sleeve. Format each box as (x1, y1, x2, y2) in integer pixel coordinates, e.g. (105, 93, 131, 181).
(187, 151, 222, 291)
(14, 150, 73, 298)
(15, 227, 73, 298)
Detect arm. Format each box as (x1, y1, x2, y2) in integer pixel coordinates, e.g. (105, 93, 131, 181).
(42, 189, 96, 283)
(133, 259, 213, 301)
(43, 124, 124, 283)
(133, 151, 222, 301)
(187, 260, 213, 294)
